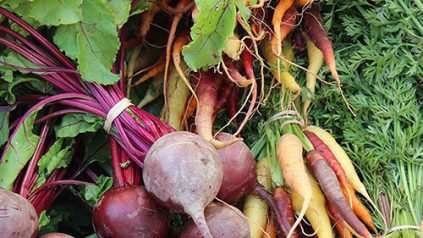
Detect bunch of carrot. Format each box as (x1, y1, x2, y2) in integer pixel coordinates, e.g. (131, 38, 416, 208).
(239, 1, 383, 237)
(248, 122, 379, 238)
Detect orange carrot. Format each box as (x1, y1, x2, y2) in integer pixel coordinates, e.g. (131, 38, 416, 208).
(306, 150, 372, 238)
(132, 54, 165, 86)
(164, 0, 194, 115)
(261, 218, 277, 238)
(171, 33, 198, 128)
(272, 0, 295, 56)
(277, 134, 311, 238)
(341, 184, 378, 234)
(295, 0, 313, 6)
(182, 95, 197, 131)
(138, 3, 160, 38)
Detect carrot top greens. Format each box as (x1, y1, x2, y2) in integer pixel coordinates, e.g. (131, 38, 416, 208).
(308, 0, 422, 235)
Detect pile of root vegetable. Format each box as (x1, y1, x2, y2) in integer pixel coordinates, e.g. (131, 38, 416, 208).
(0, 0, 422, 237)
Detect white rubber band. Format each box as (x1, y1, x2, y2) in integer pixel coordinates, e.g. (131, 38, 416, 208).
(104, 98, 133, 133)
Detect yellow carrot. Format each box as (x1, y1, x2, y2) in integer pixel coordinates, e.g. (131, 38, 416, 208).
(261, 38, 301, 98)
(291, 172, 334, 238)
(244, 156, 272, 238)
(277, 134, 311, 238)
(166, 63, 191, 130)
(303, 39, 323, 122)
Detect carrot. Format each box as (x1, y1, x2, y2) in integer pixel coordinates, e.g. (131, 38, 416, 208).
(163, 0, 193, 117)
(295, 0, 313, 6)
(262, 218, 277, 238)
(304, 131, 352, 196)
(138, 3, 160, 38)
(306, 150, 371, 238)
(254, 183, 296, 238)
(195, 72, 240, 149)
(137, 72, 164, 108)
(224, 59, 253, 87)
(273, 187, 298, 237)
(304, 126, 372, 202)
(303, 4, 338, 84)
(171, 33, 199, 129)
(291, 172, 333, 238)
(277, 134, 311, 238)
(291, 28, 306, 52)
(341, 184, 378, 234)
(226, 86, 239, 125)
(165, 64, 191, 131)
(272, 0, 294, 56)
(327, 200, 353, 238)
(224, 33, 243, 60)
(250, 8, 266, 38)
(303, 5, 354, 114)
(182, 94, 197, 131)
(303, 39, 323, 123)
(305, 131, 376, 232)
(132, 54, 165, 86)
(279, 5, 298, 44)
(244, 157, 272, 238)
(261, 38, 301, 99)
(233, 48, 258, 136)
(164, 0, 193, 71)
(215, 80, 235, 113)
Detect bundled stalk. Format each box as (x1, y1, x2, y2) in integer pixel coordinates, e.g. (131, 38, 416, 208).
(0, 8, 174, 168)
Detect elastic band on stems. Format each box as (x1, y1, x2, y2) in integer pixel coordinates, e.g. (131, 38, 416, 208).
(104, 98, 133, 133)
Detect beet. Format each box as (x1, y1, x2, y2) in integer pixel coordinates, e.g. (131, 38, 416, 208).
(92, 186, 169, 238)
(0, 189, 38, 238)
(180, 202, 250, 238)
(143, 131, 223, 238)
(215, 133, 257, 204)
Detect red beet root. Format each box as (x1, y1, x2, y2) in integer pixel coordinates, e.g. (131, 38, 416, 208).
(215, 133, 257, 204)
(92, 186, 169, 238)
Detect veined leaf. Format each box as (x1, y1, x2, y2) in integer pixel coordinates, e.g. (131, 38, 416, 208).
(0, 106, 14, 147)
(108, 0, 132, 28)
(54, 0, 121, 84)
(21, 0, 83, 26)
(0, 107, 41, 190)
(182, 0, 237, 71)
(35, 139, 73, 189)
(55, 113, 104, 138)
(82, 175, 113, 206)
